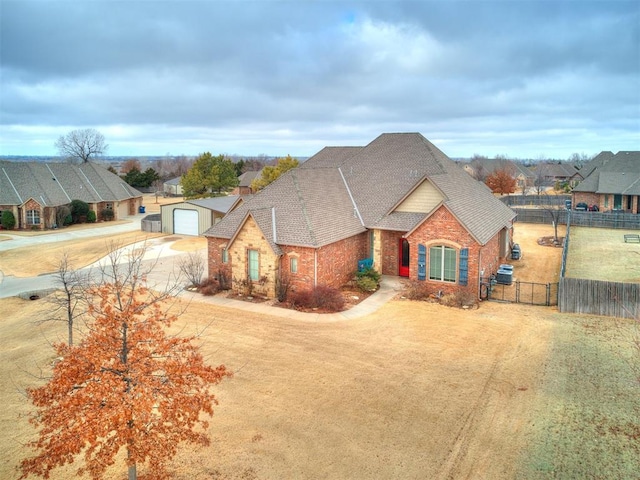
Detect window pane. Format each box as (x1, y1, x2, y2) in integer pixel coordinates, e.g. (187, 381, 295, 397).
(290, 257, 298, 274)
(248, 250, 259, 281)
(443, 247, 456, 282)
(429, 246, 442, 280)
(221, 248, 228, 263)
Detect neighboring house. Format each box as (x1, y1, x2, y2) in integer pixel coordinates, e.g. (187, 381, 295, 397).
(0, 161, 143, 229)
(463, 158, 534, 191)
(572, 151, 640, 213)
(204, 133, 516, 299)
(534, 162, 580, 187)
(231, 170, 261, 195)
(161, 195, 243, 236)
(163, 177, 183, 196)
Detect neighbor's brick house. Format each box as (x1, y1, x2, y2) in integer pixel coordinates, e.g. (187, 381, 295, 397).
(0, 161, 143, 230)
(572, 151, 640, 213)
(205, 133, 516, 299)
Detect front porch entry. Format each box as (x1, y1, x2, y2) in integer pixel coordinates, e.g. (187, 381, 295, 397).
(399, 238, 410, 277)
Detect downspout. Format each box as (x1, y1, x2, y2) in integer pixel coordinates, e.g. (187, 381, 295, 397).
(314, 249, 318, 288)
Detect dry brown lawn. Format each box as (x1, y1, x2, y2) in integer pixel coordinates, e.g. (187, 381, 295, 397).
(1, 221, 636, 479)
(1, 295, 553, 480)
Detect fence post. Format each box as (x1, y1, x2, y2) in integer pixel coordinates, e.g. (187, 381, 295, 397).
(546, 283, 551, 306)
(515, 280, 520, 303)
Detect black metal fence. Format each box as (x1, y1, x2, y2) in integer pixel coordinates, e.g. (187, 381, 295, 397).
(480, 278, 558, 306)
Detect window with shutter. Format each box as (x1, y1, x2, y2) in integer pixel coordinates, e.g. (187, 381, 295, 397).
(459, 248, 469, 286)
(418, 244, 426, 280)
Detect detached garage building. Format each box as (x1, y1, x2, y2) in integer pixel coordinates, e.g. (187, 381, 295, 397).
(160, 196, 242, 236)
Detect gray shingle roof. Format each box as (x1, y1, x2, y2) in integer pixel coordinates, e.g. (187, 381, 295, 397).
(204, 133, 515, 248)
(237, 170, 261, 187)
(573, 151, 640, 195)
(187, 195, 240, 212)
(0, 161, 142, 206)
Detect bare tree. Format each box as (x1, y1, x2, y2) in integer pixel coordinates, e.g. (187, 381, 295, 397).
(178, 251, 206, 287)
(46, 252, 86, 346)
(533, 162, 550, 195)
(55, 128, 108, 163)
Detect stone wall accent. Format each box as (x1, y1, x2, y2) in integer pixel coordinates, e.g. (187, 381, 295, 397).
(227, 216, 279, 297)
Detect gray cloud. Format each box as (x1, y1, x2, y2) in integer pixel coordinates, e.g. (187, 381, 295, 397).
(1, 0, 638, 158)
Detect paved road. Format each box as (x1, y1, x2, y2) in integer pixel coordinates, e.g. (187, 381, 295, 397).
(0, 216, 192, 299)
(0, 216, 143, 252)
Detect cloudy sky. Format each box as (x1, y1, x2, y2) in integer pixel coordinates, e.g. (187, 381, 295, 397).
(1, 0, 638, 160)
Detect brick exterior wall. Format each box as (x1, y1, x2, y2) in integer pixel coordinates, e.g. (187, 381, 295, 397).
(573, 193, 640, 214)
(280, 245, 316, 293)
(397, 205, 506, 297)
(315, 232, 369, 288)
(207, 206, 508, 300)
(380, 230, 404, 275)
(22, 198, 44, 230)
(208, 229, 369, 299)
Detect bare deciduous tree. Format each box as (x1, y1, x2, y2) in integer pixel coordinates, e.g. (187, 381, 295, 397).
(55, 128, 108, 163)
(46, 252, 86, 346)
(178, 251, 206, 288)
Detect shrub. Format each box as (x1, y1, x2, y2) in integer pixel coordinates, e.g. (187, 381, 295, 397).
(198, 277, 220, 296)
(56, 205, 72, 227)
(289, 285, 345, 312)
(215, 268, 231, 290)
(101, 208, 115, 221)
(355, 267, 381, 292)
(70, 199, 90, 223)
(1, 210, 16, 230)
(403, 281, 432, 301)
(275, 275, 291, 302)
(441, 289, 478, 308)
(86, 210, 97, 223)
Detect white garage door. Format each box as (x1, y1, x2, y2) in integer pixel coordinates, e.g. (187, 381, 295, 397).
(173, 209, 199, 236)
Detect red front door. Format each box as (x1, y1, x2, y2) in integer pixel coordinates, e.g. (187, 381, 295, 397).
(399, 238, 410, 277)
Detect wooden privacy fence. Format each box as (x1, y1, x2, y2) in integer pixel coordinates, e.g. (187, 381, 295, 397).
(500, 194, 570, 207)
(558, 278, 640, 319)
(512, 208, 640, 229)
(481, 279, 558, 306)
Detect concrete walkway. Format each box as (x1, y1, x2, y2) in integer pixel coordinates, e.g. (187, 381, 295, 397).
(177, 275, 405, 322)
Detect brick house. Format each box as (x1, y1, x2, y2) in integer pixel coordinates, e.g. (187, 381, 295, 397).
(230, 170, 261, 195)
(572, 151, 640, 213)
(0, 161, 143, 230)
(204, 133, 516, 299)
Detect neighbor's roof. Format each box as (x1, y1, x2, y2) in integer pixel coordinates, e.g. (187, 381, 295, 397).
(204, 133, 516, 247)
(237, 170, 261, 187)
(573, 151, 640, 195)
(0, 161, 142, 206)
(187, 195, 241, 213)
